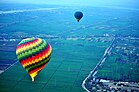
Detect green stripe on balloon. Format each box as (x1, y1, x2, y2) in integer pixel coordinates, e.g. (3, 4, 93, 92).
(17, 39, 46, 55)
(18, 38, 36, 46)
(17, 40, 48, 61)
(25, 55, 51, 72)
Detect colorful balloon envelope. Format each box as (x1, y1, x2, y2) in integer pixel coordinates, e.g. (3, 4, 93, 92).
(74, 11, 83, 22)
(16, 38, 52, 82)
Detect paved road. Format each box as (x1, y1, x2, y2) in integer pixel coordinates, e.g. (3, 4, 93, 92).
(82, 38, 116, 92)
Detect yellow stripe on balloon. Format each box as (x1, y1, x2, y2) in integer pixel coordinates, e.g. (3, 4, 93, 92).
(30, 64, 46, 81)
(23, 46, 52, 68)
(45, 47, 52, 58)
(30, 72, 37, 82)
(16, 38, 42, 54)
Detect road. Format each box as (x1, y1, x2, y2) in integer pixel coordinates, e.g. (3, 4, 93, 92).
(82, 37, 116, 92)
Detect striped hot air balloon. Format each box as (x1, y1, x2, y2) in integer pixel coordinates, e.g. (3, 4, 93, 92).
(16, 38, 52, 82)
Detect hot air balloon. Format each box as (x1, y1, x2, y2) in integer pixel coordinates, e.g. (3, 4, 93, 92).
(74, 11, 83, 22)
(16, 38, 52, 82)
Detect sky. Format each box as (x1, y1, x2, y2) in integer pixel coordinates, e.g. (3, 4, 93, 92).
(0, 0, 139, 8)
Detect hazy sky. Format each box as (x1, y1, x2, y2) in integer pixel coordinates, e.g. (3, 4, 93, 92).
(0, 0, 139, 8)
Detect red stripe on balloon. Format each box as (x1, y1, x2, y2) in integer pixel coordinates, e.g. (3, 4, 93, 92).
(28, 63, 47, 75)
(16, 39, 39, 51)
(20, 44, 51, 66)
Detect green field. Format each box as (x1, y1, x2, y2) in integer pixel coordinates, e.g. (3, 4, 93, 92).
(0, 3, 139, 92)
(0, 37, 110, 92)
(96, 38, 139, 82)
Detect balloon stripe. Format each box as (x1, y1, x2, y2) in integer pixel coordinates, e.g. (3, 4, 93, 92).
(23, 46, 51, 68)
(29, 62, 47, 77)
(20, 44, 51, 68)
(18, 38, 37, 49)
(16, 38, 41, 54)
(21, 39, 45, 58)
(20, 43, 50, 66)
(16, 38, 37, 53)
(18, 38, 36, 46)
(17, 38, 42, 55)
(26, 55, 51, 72)
(17, 40, 47, 61)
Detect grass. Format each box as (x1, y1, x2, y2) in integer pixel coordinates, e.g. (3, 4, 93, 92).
(0, 38, 109, 92)
(96, 38, 139, 82)
(0, 4, 138, 92)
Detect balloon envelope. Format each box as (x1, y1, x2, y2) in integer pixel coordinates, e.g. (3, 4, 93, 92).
(16, 38, 52, 82)
(74, 11, 83, 22)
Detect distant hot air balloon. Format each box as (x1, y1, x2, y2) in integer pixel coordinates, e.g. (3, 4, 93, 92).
(16, 38, 52, 82)
(74, 11, 83, 22)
